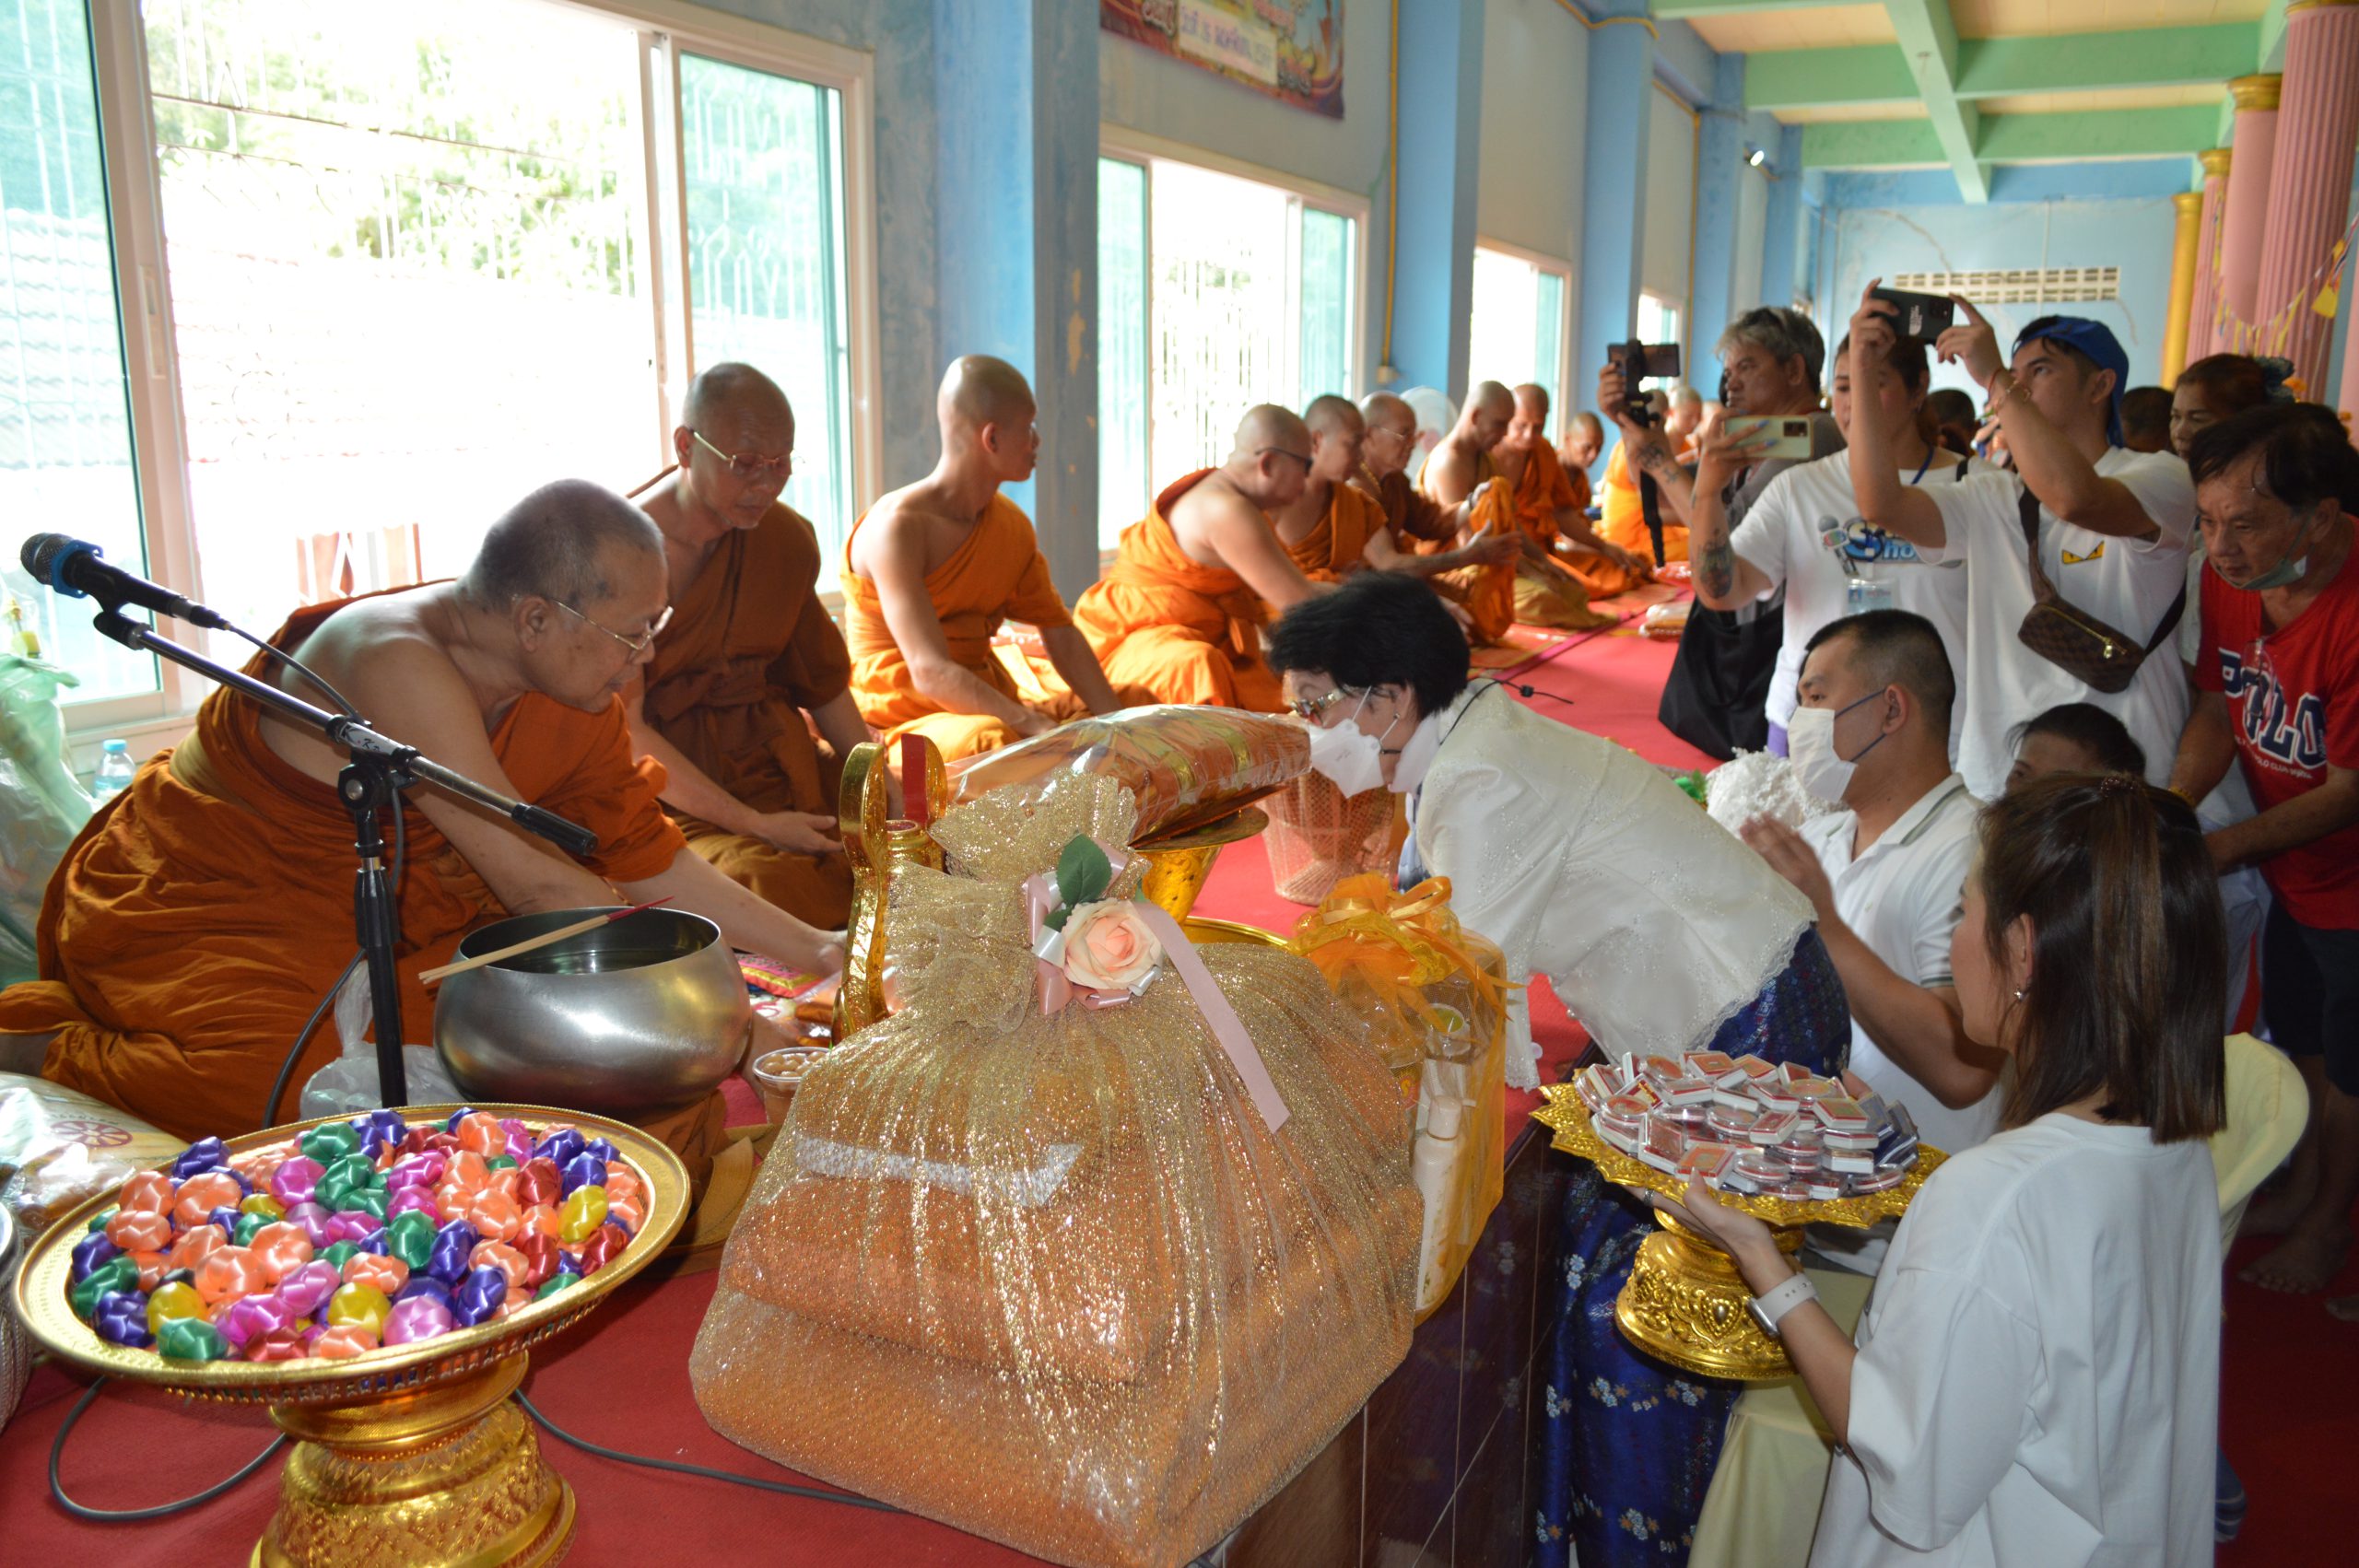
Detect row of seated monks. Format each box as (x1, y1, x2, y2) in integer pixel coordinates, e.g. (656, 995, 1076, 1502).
(0, 354, 1656, 1181)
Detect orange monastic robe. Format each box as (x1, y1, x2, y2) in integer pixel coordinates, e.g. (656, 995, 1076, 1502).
(1261, 480, 1384, 620)
(1073, 471, 1285, 711)
(1423, 462, 1520, 645)
(640, 482, 854, 928)
(840, 494, 1087, 761)
(1598, 440, 1692, 564)
(1504, 440, 1646, 607)
(0, 596, 722, 1169)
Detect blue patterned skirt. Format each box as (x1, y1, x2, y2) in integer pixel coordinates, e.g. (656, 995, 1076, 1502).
(1532, 928, 1851, 1566)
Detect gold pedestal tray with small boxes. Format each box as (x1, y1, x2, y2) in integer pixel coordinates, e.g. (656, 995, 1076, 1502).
(1532, 1087, 1944, 1381)
(12, 1105, 687, 1568)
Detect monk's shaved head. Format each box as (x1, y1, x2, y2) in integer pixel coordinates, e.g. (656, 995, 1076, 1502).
(1472, 381, 1514, 420)
(939, 354, 1036, 430)
(1305, 393, 1364, 437)
(1360, 391, 1415, 435)
(683, 362, 792, 432)
(463, 479, 663, 611)
(1567, 411, 1603, 441)
(1458, 380, 1514, 451)
(1232, 403, 1313, 462)
(1514, 382, 1550, 421)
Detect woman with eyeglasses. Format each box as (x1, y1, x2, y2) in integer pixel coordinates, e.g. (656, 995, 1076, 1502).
(1658, 776, 2225, 1566)
(1267, 570, 1854, 1568)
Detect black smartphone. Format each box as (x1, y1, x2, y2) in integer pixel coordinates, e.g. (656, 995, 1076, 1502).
(1869, 287, 1955, 340)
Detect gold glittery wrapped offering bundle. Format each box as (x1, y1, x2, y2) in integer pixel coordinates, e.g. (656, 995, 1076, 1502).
(690, 775, 1418, 1568)
(948, 704, 1309, 838)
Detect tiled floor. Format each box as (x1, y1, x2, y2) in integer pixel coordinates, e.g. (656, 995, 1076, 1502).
(1232, 1124, 1578, 1568)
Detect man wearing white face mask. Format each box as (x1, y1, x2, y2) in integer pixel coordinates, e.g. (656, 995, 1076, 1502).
(1270, 569, 1852, 1568)
(1739, 610, 2001, 1278)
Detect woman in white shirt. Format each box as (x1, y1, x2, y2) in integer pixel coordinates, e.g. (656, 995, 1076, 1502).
(1690, 330, 1980, 756)
(1660, 775, 2227, 1567)
(1268, 571, 1855, 1568)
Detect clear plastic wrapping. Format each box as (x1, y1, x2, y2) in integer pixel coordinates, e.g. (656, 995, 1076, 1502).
(947, 705, 1309, 840)
(1260, 771, 1403, 906)
(691, 776, 1417, 1568)
(1289, 876, 1509, 1317)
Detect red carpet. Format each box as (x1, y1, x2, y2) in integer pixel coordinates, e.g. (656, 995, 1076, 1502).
(6, 603, 2348, 1564)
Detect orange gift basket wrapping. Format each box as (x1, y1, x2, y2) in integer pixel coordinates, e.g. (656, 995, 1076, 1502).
(1288, 875, 1509, 1318)
(947, 704, 1309, 840)
(1259, 771, 1404, 906)
(691, 775, 1418, 1568)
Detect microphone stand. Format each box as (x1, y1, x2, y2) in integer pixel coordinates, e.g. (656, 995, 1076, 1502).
(86, 606, 597, 1107)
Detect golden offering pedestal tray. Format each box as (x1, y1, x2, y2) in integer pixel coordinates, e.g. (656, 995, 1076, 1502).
(1135, 806, 1269, 921)
(1532, 1086, 1944, 1382)
(13, 1104, 688, 1568)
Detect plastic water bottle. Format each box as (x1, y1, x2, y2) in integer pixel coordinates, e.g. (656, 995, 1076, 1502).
(90, 739, 135, 804)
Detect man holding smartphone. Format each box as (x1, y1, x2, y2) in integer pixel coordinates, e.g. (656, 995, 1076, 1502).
(1845, 284, 2193, 799)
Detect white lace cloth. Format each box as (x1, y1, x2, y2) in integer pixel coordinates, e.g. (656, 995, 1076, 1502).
(1413, 685, 1813, 1088)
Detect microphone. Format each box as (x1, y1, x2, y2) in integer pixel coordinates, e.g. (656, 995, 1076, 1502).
(18, 533, 229, 630)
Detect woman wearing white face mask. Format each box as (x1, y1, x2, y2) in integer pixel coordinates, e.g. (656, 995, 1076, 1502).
(1268, 571, 1855, 1568)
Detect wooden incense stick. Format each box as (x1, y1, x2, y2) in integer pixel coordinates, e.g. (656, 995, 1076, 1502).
(419, 896, 674, 986)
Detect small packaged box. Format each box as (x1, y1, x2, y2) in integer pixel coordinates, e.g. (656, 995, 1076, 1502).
(1731, 1055, 1779, 1084)
(1827, 1152, 1877, 1175)
(1657, 1105, 1714, 1134)
(1780, 1061, 1815, 1084)
(1813, 1096, 1872, 1133)
(1753, 1084, 1804, 1114)
(1574, 1064, 1619, 1113)
(1597, 1112, 1646, 1150)
(1621, 1081, 1664, 1112)
(1660, 1074, 1718, 1108)
(1684, 1050, 1737, 1083)
(1677, 1141, 1734, 1183)
(1746, 1109, 1801, 1145)
(1712, 1086, 1761, 1112)
(1604, 1091, 1658, 1123)
(1848, 1164, 1907, 1194)
(1647, 1117, 1691, 1164)
(1803, 1177, 1846, 1201)
(1823, 1130, 1882, 1154)
(1787, 1074, 1841, 1102)
(1854, 1089, 1892, 1130)
(1637, 1055, 1685, 1087)
(1706, 1104, 1759, 1141)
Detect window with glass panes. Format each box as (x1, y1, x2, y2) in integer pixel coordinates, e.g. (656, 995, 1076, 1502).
(1467, 245, 1570, 419)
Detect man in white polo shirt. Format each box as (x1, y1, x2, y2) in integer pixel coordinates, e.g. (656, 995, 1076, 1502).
(1738, 609, 2001, 1274)
(1845, 287, 2194, 800)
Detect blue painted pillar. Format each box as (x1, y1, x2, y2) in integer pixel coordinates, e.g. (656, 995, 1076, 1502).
(932, 1, 1100, 598)
(1383, 0, 1486, 400)
(1690, 54, 1746, 375)
(1578, 5, 1657, 463)
(1761, 124, 1806, 314)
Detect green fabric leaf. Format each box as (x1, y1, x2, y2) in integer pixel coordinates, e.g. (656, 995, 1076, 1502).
(1044, 906, 1072, 931)
(1054, 835, 1110, 909)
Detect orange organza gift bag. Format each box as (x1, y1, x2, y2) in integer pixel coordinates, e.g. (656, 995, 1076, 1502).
(692, 775, 1418, 1568)
(1289, 875, 1510, 1317)
(947, 704, 1307, 839)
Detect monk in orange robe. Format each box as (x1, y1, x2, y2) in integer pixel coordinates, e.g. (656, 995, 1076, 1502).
(628, 363, 863, 929)
(841, 356, 1120, 758)
(1555, 408, 1604, 496)
(0, 484, 841, 1182)
(1074, 404, 1328, 709)
(1417, 383, 1614, 638)
(1494, 382, 1651, 606)
(1274, 395, 1519, 638)
(1347, 393, 1520, 626)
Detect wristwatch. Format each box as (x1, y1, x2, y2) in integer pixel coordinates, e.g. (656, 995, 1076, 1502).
(1747, 1272, 1819, 1339)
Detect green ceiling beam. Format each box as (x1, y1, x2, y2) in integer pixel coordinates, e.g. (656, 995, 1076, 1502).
(1744, 46, 1920, 111)
(1974, 104, 2218, 163)
(1802, 104, 2222, 169)
(1884, 0, 1989, 202)
(1951, 23, 2258, 97)
(1800, 119, 1949, 170)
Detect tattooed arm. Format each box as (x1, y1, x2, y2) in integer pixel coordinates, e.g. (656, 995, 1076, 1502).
(1686, 422, 1778, 609)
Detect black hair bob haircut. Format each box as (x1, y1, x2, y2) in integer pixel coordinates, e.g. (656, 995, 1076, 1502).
(1265, 570, 1471, 720)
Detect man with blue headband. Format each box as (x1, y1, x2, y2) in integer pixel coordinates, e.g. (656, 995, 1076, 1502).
(1841, 285, 2194, 799)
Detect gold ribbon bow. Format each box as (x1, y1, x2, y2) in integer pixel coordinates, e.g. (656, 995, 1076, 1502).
(1287, 873, 1513, 1045)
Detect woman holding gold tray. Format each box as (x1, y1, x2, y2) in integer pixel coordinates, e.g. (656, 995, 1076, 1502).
(1655, 778, 2227, 1567)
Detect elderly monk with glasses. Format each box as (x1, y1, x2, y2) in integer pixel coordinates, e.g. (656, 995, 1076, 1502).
(622, 362, 869, 928)
(1073, 404, 1332, 710)
(0, 481, 843, 1187)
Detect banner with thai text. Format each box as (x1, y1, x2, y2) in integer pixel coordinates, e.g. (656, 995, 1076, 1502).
(1101, 0, 1344, 121)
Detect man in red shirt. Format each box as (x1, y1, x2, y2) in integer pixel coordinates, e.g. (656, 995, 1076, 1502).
(2170, 404, 2359, 1308)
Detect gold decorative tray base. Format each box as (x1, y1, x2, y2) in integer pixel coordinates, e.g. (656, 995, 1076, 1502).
(1533, 1085, 1945, 1381)
(14, 1104, 688, 1567)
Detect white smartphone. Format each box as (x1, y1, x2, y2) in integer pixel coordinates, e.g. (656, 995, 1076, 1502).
(1724, 415, 1816, 462)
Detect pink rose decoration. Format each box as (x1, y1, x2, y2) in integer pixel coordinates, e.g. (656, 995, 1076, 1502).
(1060, 900, 1163, 992)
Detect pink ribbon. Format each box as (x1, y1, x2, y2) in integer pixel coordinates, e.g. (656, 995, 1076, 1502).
(1021, 846, 1289, 1132)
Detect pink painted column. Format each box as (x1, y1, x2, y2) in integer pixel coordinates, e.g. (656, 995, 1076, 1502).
(2187, 148, 2231, 362)
(2255, 1, 2359, 394)
(2216, 74, 2283, 353)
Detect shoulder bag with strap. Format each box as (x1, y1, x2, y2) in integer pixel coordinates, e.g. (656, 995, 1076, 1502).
(2013, 486, 2183, 696)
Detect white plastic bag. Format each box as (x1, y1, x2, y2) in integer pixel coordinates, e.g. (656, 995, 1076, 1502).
(297, 965, 463, 1119)
(0, 655, 95, 986)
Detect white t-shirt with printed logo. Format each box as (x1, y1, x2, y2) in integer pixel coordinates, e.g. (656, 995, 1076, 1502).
(1730, 447, 1983, 737)
(1919, 447, 2194, 799)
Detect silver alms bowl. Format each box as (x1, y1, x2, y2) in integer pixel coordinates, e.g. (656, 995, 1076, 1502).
(433, 907, 751, 1116)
